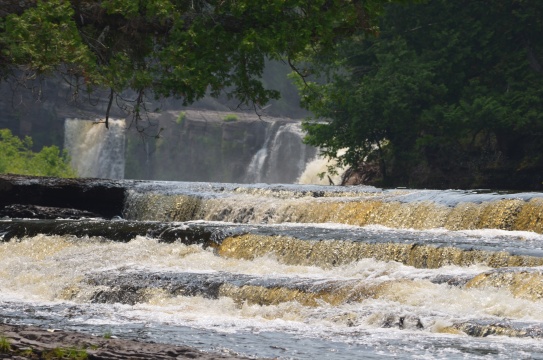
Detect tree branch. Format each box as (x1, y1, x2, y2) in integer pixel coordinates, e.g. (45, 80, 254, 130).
(105, 87, 114, 129)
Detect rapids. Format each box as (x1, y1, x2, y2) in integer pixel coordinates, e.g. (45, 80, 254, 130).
(2, 182, 543, 359)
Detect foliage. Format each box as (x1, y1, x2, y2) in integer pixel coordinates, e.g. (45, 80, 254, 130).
(0, 129, 76, 177)
(223, 114, 239, 122)
(296, 0, 543, 189)
(0, 336, 10, 353)
(20, 348, 35, 357)
(0, 0, 408, 129)
(176, 111, 186, 125)
(43, 347, 88, 360)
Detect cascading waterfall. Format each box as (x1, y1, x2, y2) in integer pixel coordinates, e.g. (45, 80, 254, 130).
(3, 181, 543, 359)
(64, 113, 317, 183)
(64, 118, 126, 179)
(297, 149, 347, 185)
(244, 122, 317, 183)
(244, 125, 273, 183)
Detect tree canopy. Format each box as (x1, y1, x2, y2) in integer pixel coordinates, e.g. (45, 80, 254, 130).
(297, 0, 543, 189)
(0, 0, 406, 129)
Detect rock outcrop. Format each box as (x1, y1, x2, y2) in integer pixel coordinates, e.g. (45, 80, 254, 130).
(0, 323, 254, 360)
(126, 110, 316, 183)
(0, 174, 126, 219)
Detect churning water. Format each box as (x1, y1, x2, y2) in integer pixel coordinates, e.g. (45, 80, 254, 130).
(2, 182, 543, 359)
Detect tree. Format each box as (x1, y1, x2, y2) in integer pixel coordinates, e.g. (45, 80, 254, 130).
(0, 129, 76, 177)
(296, 0, 543, 189)
(0, 0, 403, 130)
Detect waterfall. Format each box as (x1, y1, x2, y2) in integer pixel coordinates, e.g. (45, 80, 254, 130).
(244, 122, 317, 183)
(125, 112, 319, 183)
(64, 118, 126, 179)
(297, 149, 347, 185)
(244, 125, 273, 183)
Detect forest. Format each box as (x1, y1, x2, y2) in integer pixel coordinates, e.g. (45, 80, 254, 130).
(1, 0, 542, 189)
(297, 0, 543, 190)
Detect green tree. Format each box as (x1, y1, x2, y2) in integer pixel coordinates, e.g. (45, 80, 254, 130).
(0, 0, 405, 130)
(0, 129, 76, 177)
(297, 0, 543, 189)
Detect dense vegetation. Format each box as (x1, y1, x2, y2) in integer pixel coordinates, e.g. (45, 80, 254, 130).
(2, 0, 542, 189)
(297, 0, 543, 190)
(0, 0, 404, 130)
(0, 129, 76, 177)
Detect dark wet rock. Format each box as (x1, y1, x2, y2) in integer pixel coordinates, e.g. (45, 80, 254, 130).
(86, 272, 226, 305)
(341, 161, 382, 186)
(381, 314, 424, 330)
(0, 174, 127, 219)
(398, 316, 424, 330)
(451, 320, 543, 338)
(429, 274, 475, 287)
(0, 204, 100, 219)
(83, 271, 308, 305)
(73, 270, 361, 306)
(0, 219, 227, 245)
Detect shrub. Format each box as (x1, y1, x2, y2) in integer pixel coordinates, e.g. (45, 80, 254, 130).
(176, 111, 186, 125)
(0, 129, 76, 177)
(223, 114, 239, 122)
(0, 336, 10, 353)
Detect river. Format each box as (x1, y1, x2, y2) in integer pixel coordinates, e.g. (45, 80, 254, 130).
(1, 181, 543, 359)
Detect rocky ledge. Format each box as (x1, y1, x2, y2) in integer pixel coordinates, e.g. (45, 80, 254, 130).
(0, 323, 255, 360)
(0, 174, 127, 219)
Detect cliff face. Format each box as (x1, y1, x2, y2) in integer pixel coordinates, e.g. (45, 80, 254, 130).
(126, 110, 316, 184)
(0, 75, 125, 152)
(0, 78, 316, 184)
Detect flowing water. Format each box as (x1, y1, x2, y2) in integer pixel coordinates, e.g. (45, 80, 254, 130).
(64, 118, 126, 179)
(2, 182, 543, 359)
(244, 122, 317, 184)
(297, 149, 347, 185)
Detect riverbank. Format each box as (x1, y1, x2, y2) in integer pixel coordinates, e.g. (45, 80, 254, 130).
(0, 323, 255, 359)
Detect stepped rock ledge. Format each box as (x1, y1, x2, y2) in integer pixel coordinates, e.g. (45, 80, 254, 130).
(0, 174, 128, 219)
